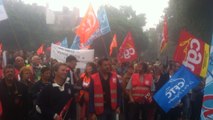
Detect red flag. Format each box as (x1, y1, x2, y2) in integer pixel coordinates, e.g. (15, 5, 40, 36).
(75, 4, 99, 44)
(160, 16, 168, 53)
(109, 34, 118, 56)
(173, 30, 209, 77)
(36, 44, 44, 55)
(117, 32, 137, 63)
(0, 43, 2, 56)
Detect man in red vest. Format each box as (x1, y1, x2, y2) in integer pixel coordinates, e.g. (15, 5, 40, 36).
(89, 58, 122, 120)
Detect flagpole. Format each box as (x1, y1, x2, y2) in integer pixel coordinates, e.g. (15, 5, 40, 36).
(100, 37, 109, 57)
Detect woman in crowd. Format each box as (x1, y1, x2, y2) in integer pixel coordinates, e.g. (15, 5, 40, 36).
(78, 62, 97, 120)
(19, 66, 34, 88)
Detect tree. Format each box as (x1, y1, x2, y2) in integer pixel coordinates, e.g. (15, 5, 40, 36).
(162, 0, 213, 59)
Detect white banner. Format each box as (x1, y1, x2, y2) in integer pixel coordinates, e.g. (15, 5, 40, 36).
(0, 0, 8, 21)
(51, 43, 94, 63)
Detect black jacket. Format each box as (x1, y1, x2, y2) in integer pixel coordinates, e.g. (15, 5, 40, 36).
(0, 79, 29, 120)
(37, 83, 75, 120)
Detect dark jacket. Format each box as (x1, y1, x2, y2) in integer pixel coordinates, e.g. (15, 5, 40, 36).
(0, 79, 29, 120)
(37, 83, 75, 120)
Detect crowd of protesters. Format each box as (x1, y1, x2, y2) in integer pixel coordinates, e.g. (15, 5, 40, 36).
(0, 50, 205, 120)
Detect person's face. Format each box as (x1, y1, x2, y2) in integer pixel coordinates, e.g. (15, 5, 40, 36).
(55, 65, 67, 82)
(42, 70, 51, 80)
(86, 65, 92, 74)
(15, 57, 25, 68)
(100, 60, 111, 73)
(67, 60, 77, 69)
(32, 56, 42, 66)
(4, 68, 15, 81)
(22, 70, 32, 80)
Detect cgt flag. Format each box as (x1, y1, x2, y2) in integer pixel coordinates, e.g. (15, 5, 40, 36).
(71, 6, 111, 49)
(154, 65, 200, 112)
(117, 32, 137, 63)
(173, 30, 209, 78)
(200, 34, 213, 120)
(75, 4, 99, 45)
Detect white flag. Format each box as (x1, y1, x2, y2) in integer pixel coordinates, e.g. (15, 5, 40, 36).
(0, 0, 8, 21)
(46, 8, 55, 24)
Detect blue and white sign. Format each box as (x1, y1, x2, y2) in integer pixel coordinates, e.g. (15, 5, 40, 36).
(154, 65, 201, 112)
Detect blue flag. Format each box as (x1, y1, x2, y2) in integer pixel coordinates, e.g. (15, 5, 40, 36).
(200, 34, 213, 120)
(70, 36, 80, 50)
(97, 6, 111, 35)
(61, 37, 68, 48)
(154, 65, 201, 112)
(70, 6, 111, 49)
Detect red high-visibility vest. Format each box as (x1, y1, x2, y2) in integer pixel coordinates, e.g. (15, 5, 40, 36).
(80, 73, 91, 88)
(78, 73, 91, 102)
(91, 72, 118, 115)
(131, 73, 153, 103)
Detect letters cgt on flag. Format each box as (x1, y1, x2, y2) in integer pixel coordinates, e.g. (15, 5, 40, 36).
(117, 32, 137, 63)
(75, 4, 99, 45)
(173, 30, 209, 78)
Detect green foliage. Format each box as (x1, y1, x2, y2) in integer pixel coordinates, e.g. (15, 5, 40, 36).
(163, 0, 213, 59)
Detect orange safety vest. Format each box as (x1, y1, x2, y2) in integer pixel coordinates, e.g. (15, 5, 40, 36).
(91, 72, 118, 115)
(131, 73, 153, 103)
(80, 73, 91, 88)
(78, 73, 91, 102)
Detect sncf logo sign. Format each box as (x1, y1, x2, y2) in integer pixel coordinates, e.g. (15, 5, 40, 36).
(165, 78, 185, 99)
(183, 38, 202, 72)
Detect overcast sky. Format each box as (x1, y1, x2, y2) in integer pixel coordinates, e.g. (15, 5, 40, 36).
(22, 0, 169, 30)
